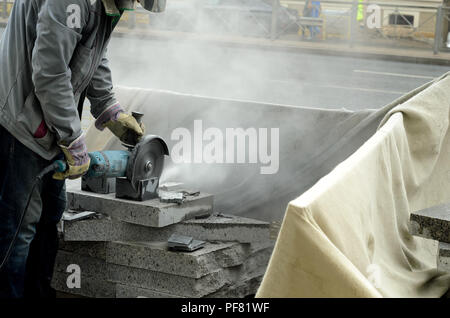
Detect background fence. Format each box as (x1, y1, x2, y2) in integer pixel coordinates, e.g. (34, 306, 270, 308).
(1, 0, 449, 54)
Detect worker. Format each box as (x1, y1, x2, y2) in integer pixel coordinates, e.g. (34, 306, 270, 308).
(0, 0, 165, 298)
(357, 0, 365, 27)
(303, 0, 322, 40)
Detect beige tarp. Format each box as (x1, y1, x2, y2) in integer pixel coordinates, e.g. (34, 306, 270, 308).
(256, 74, 450, 297)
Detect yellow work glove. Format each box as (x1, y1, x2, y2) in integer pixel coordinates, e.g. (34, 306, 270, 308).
(53, 134, 91, 180)
(95, 104, 145, 145)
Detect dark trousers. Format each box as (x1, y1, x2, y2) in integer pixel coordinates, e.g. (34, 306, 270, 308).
(0, 125, 66, 298)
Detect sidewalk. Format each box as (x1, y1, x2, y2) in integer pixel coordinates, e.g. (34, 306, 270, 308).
(114, 26, 450, 66)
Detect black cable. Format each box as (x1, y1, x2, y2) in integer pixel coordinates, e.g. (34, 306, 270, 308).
(0, 162, 62, 271)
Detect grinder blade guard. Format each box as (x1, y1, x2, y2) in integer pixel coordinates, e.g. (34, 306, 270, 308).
(116, 135, 169, 201)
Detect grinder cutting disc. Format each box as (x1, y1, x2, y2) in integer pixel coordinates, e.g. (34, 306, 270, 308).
(126, 135, 168, 190)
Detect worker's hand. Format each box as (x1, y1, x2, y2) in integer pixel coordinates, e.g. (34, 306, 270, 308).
(95, 104, 145, 144)
(53, 135, 91, 180)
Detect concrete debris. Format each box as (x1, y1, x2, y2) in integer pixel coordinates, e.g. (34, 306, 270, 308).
(158, 189, 201, 204)
(158, 182, 184, 191)
(159, 190, 185, 204)
(167, 234, 206, 252)
(62, 211, 97, 222)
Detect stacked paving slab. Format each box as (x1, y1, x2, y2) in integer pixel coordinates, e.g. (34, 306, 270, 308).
(410, 202, 450, 273)
(52, 180, 274, 298)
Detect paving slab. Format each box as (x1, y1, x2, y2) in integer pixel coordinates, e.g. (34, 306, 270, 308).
(62, 214, 271, 243)
(410, 203, 450, 243)
(438, 242, 450, 273)
(109, 240, 273, 278)
(66, 179, 213, 227)
(58, 240, 107, 260)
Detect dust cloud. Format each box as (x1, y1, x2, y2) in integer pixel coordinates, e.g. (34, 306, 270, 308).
(100, 2, 392, 221)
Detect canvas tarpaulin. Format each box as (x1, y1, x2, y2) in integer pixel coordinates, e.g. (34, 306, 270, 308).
(256, 73, 450, 297)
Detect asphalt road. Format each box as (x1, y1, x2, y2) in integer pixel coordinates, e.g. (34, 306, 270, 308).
(107, 36, 450, 110)
(1, 26, 448, 110)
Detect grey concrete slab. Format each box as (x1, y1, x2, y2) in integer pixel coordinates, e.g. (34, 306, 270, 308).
(410, 203, 450, 243)
(58, 241, 107, 260)
(66, 179, 213, 228)
(58, 240, 273, 275)
(106, 241, 273, 278)
(438, 242, 450, 273)
(108, 264, 221, 297)
(63, 216, 116, 242)
(63, 214, 272, 243)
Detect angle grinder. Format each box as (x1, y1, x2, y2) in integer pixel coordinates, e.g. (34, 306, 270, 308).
(55, 112, 169, 201)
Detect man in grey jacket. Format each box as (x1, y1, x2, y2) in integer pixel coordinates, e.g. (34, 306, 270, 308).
(0, 0, 165, 298)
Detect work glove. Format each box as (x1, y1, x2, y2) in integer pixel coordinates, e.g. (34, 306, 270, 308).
(95, 104, 145, 145)
(53, 134, 91, 180)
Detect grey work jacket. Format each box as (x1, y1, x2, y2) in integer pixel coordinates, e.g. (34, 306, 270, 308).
(0, 0, 119, 160)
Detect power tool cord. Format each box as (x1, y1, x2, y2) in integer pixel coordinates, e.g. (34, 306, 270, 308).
(0, 162, 62, 271)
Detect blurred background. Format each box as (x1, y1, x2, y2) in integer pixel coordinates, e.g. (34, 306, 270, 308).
(0, 0, 449, 139)
(2, 0, 450, 128)
(2, 1, 448, 51)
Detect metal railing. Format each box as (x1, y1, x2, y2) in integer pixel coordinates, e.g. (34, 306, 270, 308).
(272, 1, 442, 51)
(123, 0, 447, 54)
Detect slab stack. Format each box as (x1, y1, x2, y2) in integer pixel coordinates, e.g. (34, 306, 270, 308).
(410, 202, 450, 273)
(52, 181, 274, 298)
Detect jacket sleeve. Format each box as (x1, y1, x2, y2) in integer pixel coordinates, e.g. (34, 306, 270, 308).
(31, 0, 89, 146)
(87, 50, 119, 119)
